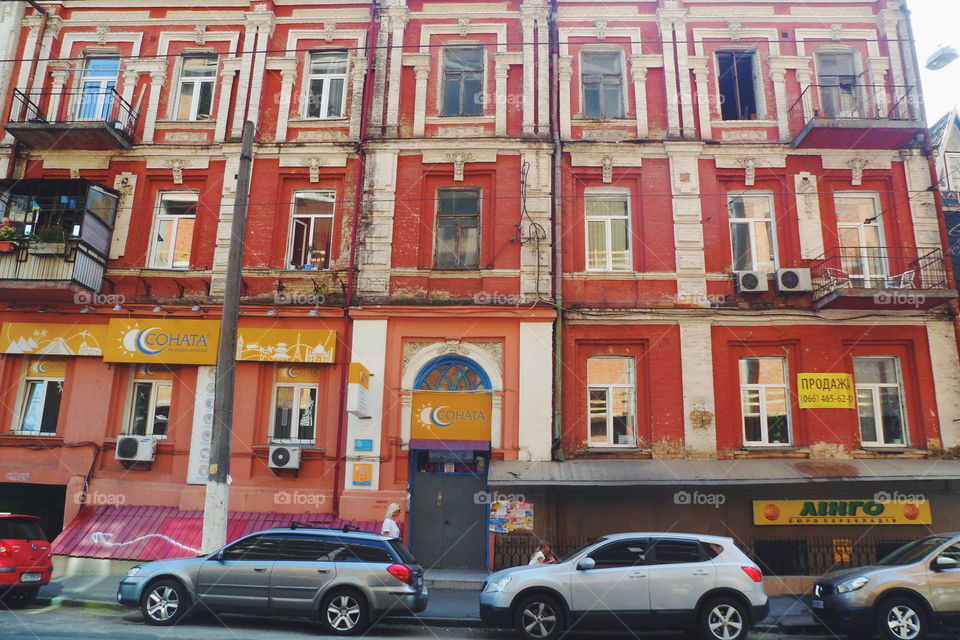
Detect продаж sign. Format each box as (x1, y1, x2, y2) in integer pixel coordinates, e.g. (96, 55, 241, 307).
(753, 499, 932, 525)
(797, 373, 856, 409)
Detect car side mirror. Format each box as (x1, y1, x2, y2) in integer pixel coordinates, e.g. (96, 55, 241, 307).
(935, 555, 958, 570)
(214, 549, 225, 562)
(577, 557, 596, 571)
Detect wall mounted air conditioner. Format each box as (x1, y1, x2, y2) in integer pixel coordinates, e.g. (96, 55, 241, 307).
(735, 271, 769, 293)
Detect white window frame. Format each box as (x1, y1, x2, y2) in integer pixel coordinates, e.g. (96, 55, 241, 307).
(439, 44, 486, 117)
(834, 191, 888, 286)
(579, 47, 627, 120)
(73, 55, 120, 121)
(587, 356, 637, 448)
(728, 191, 779, 273)
(124, 378, 172, 439)
(303, 50, 349, 119)
(149, 192, 198, 270)
(585, 188, 632, 272)
(270, 382, 318, 445)
(740, 356, 792, 446)
(854, 356, 909, 448)
(13, 377, 63, 436)
(175, 54, 217, 121)
(286, 190, 336, 271)
(715, 49, 766, 121)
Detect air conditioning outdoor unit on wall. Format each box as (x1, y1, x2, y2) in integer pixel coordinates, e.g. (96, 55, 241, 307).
(115, 436, 157, 463)
(735, 270, 769, 293)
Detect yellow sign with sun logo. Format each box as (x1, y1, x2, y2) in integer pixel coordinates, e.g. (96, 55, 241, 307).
(103, 319, 220, 364)
(411, 391, 492, 445)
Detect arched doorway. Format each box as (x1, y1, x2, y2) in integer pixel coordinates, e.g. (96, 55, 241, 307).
(408, 354, 492, 570)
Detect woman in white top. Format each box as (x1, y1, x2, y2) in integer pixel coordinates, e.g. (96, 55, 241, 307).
(528, 541, 555, 565)
(381, 503, 402, 538)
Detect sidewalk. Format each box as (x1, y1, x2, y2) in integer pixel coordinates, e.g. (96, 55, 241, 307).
(37, 575, 820, 632)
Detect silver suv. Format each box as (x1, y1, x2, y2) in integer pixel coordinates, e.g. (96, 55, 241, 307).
(117, 523, 427, 635)
(812, 533, 960, 640)
(480, 533, 768, 640)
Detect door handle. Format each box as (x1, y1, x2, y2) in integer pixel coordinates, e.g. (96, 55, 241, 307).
(317, 568, 331, 574)
(253, 567, 267, 573)
(693, 570, 710, 576)
(436, 491, 443, 508)
(630, 573, 647, 579)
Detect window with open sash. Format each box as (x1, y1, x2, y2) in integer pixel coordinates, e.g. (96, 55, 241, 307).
(587, 356, 637, 447)
(717, 51, 760, 121)
(75, 56, 119, 120)
(585, 190, 631, 271)
(854, 356, 907, 447)
(272, 384, 317, 443)
(817, 51, 863, 118)
(728, 193, 777, 272)
(288, 192, 335, 270)
(435, 189, 480, 269)
(582, 51, 624, 119)
(151, 192, 197, 269)
(127, 379, 172, 438)
(740, 357, 791, 446)
(441, 47, 484, 116)
(306, 51, 348, 118)
(17, 379, 62, 435)
(834, 193, 887, 287)
(176, 55, 217, 121)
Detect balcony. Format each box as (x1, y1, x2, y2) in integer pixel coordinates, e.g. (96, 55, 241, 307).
(5, 88, 138, 151)
(0, 179, 119, 298)
(789, 84, 925, 150)
(810, 246, 957, 310)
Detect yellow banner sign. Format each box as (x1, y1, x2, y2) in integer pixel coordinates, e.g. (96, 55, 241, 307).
(103, 319, 220, 365)
(26, 357, 67, 378)
(237, 329, 336, 363)
(797, 373, 856, 409)
(754, 499, 932, 526)
(2, 322, 106, 356)
(411, 391, 492, 444)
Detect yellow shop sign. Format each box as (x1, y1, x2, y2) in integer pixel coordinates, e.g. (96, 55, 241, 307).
(411, 391, 492, 444)
(2, 322, 106, 356)
(237, 328, 336, 363)
(797, 373, 856, 409)
(754, 499, 932, 526)
(103, 319, 220, 365)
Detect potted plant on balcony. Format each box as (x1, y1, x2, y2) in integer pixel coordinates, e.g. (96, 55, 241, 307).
(0, 220, 21, 253)
(28, 224, 68, 256)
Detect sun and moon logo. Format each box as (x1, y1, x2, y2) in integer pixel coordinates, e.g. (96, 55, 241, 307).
(122, 327, 163, 355)
(419, 405, 454, 428)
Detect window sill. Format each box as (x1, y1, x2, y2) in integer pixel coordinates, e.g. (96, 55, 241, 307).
(155, 120, 217, 129)
(858, 445, 913, 452)
(426, 116, 494, 124)
(281, 268, 332, 273)
(288, 117, 350, 125)
(741, 444, 796, 450)
(586, 446, 643, 452)
(1, 433, 63, 443)
(711, 120, 779, 127)
(572, 117, 633, 124)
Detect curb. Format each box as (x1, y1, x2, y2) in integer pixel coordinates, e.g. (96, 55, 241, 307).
(35, 597, 127, 612)
(382, 616, 482, 628)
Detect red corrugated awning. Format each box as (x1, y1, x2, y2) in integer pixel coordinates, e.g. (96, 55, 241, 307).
(52, 505, 379, 561)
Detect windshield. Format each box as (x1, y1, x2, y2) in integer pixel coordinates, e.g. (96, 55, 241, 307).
(388, 539, 418, 565)
(557, 537, 607, 563)
(877, 536, 950, 566)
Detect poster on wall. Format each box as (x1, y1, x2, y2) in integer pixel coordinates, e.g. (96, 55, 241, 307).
(797, 374, 856, 409)
(489, 498, 534, 533)
(753, 499, 932, 525)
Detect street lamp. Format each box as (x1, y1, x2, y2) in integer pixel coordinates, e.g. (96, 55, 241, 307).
(927, 45, 959, 70)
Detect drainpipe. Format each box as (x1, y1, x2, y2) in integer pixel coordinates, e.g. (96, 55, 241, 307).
(331, 0, 379, 516)
(548, 0, 564, 458)
(4, 1, 48, 179)
(901, 3, 960, 445)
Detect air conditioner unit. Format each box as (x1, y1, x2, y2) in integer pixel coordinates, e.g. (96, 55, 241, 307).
(735, 271, 769, 293)
(269, 445, 302, 470)
(115, 436, 157, 463)
(776, 268, 813, 293)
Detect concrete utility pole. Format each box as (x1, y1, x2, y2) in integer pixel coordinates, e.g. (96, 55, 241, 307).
(202, 120, 255, 554)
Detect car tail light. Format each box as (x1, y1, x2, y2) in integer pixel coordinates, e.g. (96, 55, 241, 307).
(387, 563, 414, 585)
(741, 566, 763, 583)
(0, 546, 9, 558)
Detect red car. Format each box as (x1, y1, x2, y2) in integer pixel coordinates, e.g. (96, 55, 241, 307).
(0, 513, 53, 607)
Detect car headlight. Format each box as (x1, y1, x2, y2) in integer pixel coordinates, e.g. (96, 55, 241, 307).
(126, 566, 143, 577)
(836, 576, 869, 594)
(485, 575, 512, 593)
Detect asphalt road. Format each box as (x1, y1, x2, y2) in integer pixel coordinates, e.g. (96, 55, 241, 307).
(0, 605, 813, 640)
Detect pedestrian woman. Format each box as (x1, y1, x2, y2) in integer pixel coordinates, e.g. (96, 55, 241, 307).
(381, 503, 402, 538)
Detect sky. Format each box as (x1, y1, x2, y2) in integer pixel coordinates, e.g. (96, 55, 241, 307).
(909, 0, 960, 123)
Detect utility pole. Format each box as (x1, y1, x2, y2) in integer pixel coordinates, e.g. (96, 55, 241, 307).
(202, 120, 254, 554)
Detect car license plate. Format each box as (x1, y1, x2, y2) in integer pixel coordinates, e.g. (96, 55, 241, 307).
(20, 573, 41, 583)
(812, 599, 824, 609)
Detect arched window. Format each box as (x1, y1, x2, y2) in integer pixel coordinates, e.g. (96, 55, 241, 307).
(414, 355, 491, 391)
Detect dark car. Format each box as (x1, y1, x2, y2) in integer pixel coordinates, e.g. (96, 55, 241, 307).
(0, 513, 53, 607)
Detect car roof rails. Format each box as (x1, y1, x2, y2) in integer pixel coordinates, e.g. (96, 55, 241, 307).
(287, 521, 367, 534)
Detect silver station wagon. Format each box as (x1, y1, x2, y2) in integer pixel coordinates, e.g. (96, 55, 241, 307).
(117, 523, 427, 635)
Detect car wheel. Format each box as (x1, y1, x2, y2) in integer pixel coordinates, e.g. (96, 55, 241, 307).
(876, 597, 927, 640)
(2, 587, 38, 608)
(319, 588, 369, 636)
(140, 579, 189, 626)
(514, 594, 564, 640)
(699, 597, 749, 640)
